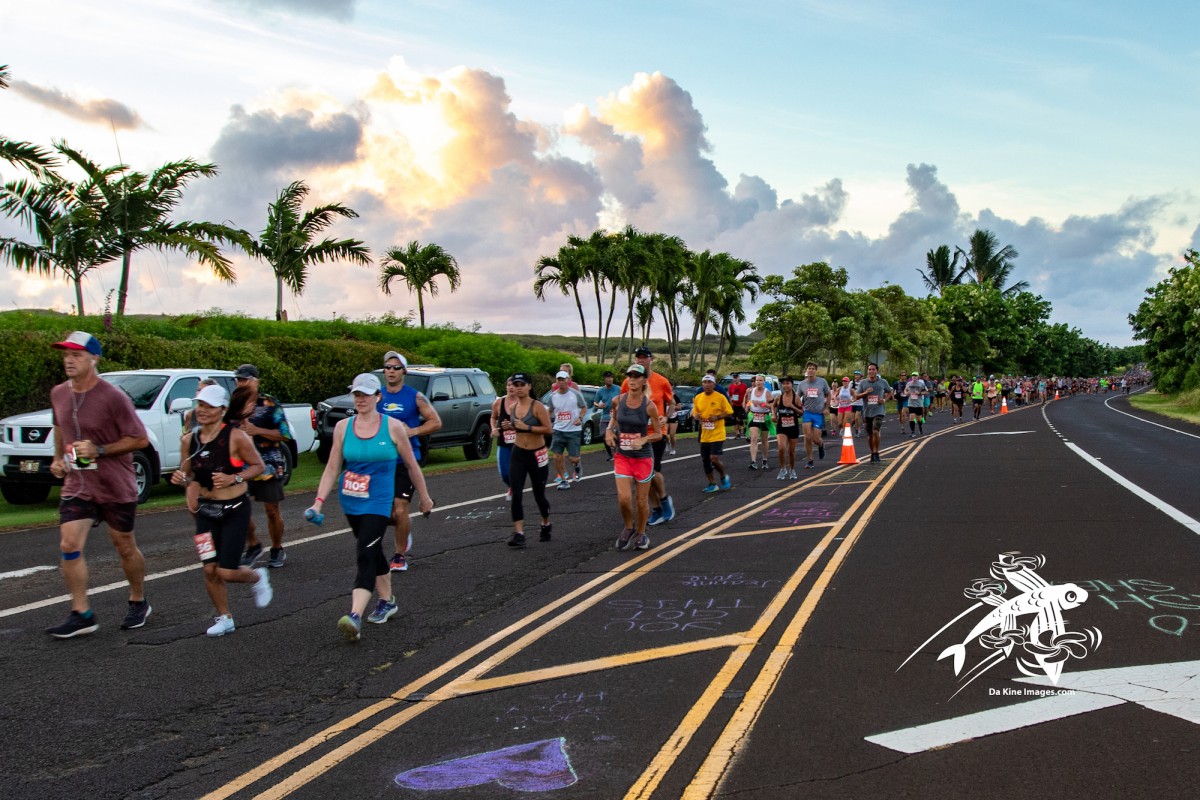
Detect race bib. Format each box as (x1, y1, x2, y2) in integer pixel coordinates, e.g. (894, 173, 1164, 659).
(619, 432, 639, 451)
(535, 447, 549, 468)
(806, 388, 819, 398)
(502, 429, 517, 445)
(730, 393, 740, 402)
(556, 410, 573, 423)
(341, 470, 371, 499)
(193, 532, 217, 562)
(866, 395, 880, 405)
(780, 413, 795, 426)
(701, 420, 715, 430)
(752, 412, 765, 423)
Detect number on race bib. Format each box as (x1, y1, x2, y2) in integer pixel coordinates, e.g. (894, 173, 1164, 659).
(867, 395, 880, 405)
(780, 413, 794, 426)
(342, 470, 371, 499)
(502, 429, 517, 445)
(619, 432, 639, 451)
(806, 388, 819, 398)
(535, 447, 549, 468)
(556, 410, 573, 423)
(193, 532, 216, 562)
(701, 420, 715, 430)
(752, 412, 765, 423)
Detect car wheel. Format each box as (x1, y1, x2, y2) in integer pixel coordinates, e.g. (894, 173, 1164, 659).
(0, 482, 51, 505)
(132, 451, 153, 505)
(463, 422, 492, 460)
(581, 422, 594, 446)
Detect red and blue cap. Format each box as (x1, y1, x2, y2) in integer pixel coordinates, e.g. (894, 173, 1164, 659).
(52, 331, 102, 357)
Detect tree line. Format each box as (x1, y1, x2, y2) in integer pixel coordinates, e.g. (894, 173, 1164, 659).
(1130, 248, 1199, 393)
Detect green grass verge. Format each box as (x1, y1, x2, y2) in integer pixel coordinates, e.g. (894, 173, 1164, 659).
(1128, 388, 1200, 425)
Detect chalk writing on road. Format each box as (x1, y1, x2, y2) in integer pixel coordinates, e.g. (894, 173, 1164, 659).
(496, 691, 606, 728)
(604, 598, 750, 633)
(394, 737, 577, 793)
(681, 573, 780, 589)
(444, 506, 508, 522)
(1072, 578, 1200, 638)
(757, 501, 841, 526)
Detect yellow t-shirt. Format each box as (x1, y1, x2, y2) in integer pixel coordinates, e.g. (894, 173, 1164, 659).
(692, 390, 733, 443)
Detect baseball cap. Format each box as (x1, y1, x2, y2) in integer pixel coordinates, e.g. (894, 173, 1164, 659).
(383, 350, 407, 368)
(853, 369, 862, 375)
(195, 384, 230, 408)
(234, 364, 260, 379)
(842, 377, 851, 383)
(510, 372, 532, 385)
(52, 331, 102, 357)
(555, 370, 571, 379)
(634, 345, 653, 357)
(626, 364, 647, 376)
(349, 373, 382, 394)
(701, 374, 716, 384)
(911, 372, 919, 376)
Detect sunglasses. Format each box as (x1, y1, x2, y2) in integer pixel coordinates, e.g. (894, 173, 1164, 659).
(511, 381, 527, 386)
(382, 365, 405, 370)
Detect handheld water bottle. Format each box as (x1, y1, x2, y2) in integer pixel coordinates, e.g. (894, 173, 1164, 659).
(304, 508, 324, 525)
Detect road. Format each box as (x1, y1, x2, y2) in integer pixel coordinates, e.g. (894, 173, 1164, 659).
(2, 392, 1198, 799)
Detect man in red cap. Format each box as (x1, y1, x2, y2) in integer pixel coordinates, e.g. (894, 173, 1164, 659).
(46, 332, 151, 638)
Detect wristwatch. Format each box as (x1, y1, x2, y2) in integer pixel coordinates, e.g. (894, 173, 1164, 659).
(234, 474, 244, 484)
(96, 444, 106, 457)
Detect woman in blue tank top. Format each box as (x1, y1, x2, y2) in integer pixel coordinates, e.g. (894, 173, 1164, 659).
(309, 373, 433, 642)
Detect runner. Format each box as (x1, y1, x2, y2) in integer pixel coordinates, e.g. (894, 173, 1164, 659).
(893, 373, 909, 433)
(593, 371, 621, 461)
(379, 351, 443, 572)
(172, 384, 273, 637)
(607, 364, 664, 551)
(850, 369, 864, 437)
(853, 362, 893, 463)
(773, 376, 803, 479)
(490, 377, 517, 500)
(986, 375, 999, 414)
(949, 376, 965, 423)
(727, 373, 749, 440)
(622, 346, 676, 526)
(796, 362, 832, 469)
(666, 383, 680, 456)
(307, 373, 433, 642)
(558, 363, 580, 390)
(235, 364, 292, 570)
(745, 374, 774, 470)
(45, 331, 152, 638)
(502, 372, 553, 548)
(834, 377, 855, 432)
(971, 375, 985, 420)
(692, 374, 733, 493)
(547, 370, 587, 489)
(904, 372, 927, 436)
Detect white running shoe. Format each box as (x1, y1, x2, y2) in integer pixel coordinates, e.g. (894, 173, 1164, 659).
(253, 567, 273, 608)
(207, 615, 235, 637)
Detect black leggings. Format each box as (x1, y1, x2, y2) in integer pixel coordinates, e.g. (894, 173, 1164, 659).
(346, 513, 390, 592)
(509, 446, 550, 523)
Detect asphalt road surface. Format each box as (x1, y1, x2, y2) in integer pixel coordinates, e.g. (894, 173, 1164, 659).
(2, 391, 1198, 799)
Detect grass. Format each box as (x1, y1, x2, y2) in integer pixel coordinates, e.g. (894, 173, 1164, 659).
(1128, 388, 1200, 425)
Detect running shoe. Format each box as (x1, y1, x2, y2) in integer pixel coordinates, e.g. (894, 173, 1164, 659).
(660, 496, 676, 523)
(776, 468, 787, 480)
(574, 464, 583, 482)
(268, 547, 287, 569)
(120, 600, 151, 630)
(806, 460, 815, 469)
(748, 461, 758, 470)
(634, 533, 650, 550)
(669, 447, 676, 456)
(390, 553, 409, 572)
(817, 444, 825, 460)
(338, 613, 362, 642)
(648, 507, 664, 526)
(253, 567, 273, 608)
(788, 469, 798, 479)
(241, 543, 263, 567)
(367, 596, 398, 624)
(702, 483, 720, 493)
(552, 474, 564, 485)
(207, 615, 235, 637)
(504, 488, 513, 501)
(719, 476, 732, 491)
(556, 480, 571, 491)
(539, 523, 553, 542)
(761, 459, 769, 469)
(616, 528, 635, 550)
(508, 532, 526, 548)
(47, 610, 98, 639)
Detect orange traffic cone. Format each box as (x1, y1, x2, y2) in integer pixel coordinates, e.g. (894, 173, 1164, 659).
(1054, 389, 1060, 400)
(837, 424, 859, 465)
(1001, 396, 1009, 414)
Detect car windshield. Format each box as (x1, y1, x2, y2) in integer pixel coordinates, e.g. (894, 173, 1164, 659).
(102, 374, 168, 410)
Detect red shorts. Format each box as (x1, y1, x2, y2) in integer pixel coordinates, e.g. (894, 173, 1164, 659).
(613, 453, 654, 483)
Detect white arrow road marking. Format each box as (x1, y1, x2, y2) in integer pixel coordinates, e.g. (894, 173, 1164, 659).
(866, 660, 1200, 753)
(955, 431, 1035, 436)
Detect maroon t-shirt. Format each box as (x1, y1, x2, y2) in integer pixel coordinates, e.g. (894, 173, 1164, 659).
(51, 379, 147, 504)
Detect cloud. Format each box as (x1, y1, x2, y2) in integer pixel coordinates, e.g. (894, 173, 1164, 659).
(220, 0, 357, 22)
(9, 79, 145, 130)
(210, 105, 364, 173)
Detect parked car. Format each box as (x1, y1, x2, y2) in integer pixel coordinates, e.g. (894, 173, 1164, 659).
(539, 384, 603, 447)
(316, 366, 496, 464)
(0, 369, 316, 505)
(672, 385, 700, 432)
(719, 374, 781, 394)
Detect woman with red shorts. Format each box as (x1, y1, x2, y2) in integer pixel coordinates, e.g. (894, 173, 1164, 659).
(607, 364, 664, 551)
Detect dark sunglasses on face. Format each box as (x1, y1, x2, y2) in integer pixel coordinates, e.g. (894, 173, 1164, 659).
(383, 365, 404, 370)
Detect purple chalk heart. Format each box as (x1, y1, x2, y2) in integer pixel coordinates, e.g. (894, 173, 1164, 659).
(394, 737, 577, 792)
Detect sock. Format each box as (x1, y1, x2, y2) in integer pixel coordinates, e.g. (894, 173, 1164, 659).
(79, 609, 94, 619)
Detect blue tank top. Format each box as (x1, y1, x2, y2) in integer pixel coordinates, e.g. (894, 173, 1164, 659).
(339, 416, 398, 517)
(379, 384, 422, 459)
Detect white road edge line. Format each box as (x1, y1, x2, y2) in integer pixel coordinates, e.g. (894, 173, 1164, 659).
(1104, 388, 1200, 440)
(1064, 441, 1200, 537)
(0, 565, 56, 581)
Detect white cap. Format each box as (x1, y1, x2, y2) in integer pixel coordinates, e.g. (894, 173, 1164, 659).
(195, 384, 230, 408)
(701, 374, 716, 383)
(555, 371, 571, 379)
(349, 373, 382, 394)
(384, 350, 407, 368)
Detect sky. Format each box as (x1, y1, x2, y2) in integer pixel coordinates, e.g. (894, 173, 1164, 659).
(2, 0, 1199, 347)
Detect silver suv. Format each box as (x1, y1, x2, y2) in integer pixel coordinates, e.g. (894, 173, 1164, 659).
(316, 366, 496, 464)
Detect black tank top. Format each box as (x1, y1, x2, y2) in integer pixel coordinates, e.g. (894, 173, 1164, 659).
(189, 424, 241, 490)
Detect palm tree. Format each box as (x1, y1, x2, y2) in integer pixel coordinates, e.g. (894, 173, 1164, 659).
(379, 240, 461, 328)
(0, 65, 58, 177)
(958, 229, 1028, 296)
(247, 181, 371, 321)
(917, 244, 966, 296)
(533, 244, 589, 357)
(54, 142, 248, 315)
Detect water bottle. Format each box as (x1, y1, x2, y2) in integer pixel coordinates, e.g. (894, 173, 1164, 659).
(304, 508, 324, 526)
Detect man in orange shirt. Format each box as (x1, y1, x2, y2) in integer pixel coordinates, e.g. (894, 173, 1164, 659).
(620, 346, 676, 525)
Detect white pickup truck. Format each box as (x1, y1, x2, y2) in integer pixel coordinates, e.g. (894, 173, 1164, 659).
(0, 369, 316, 505)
